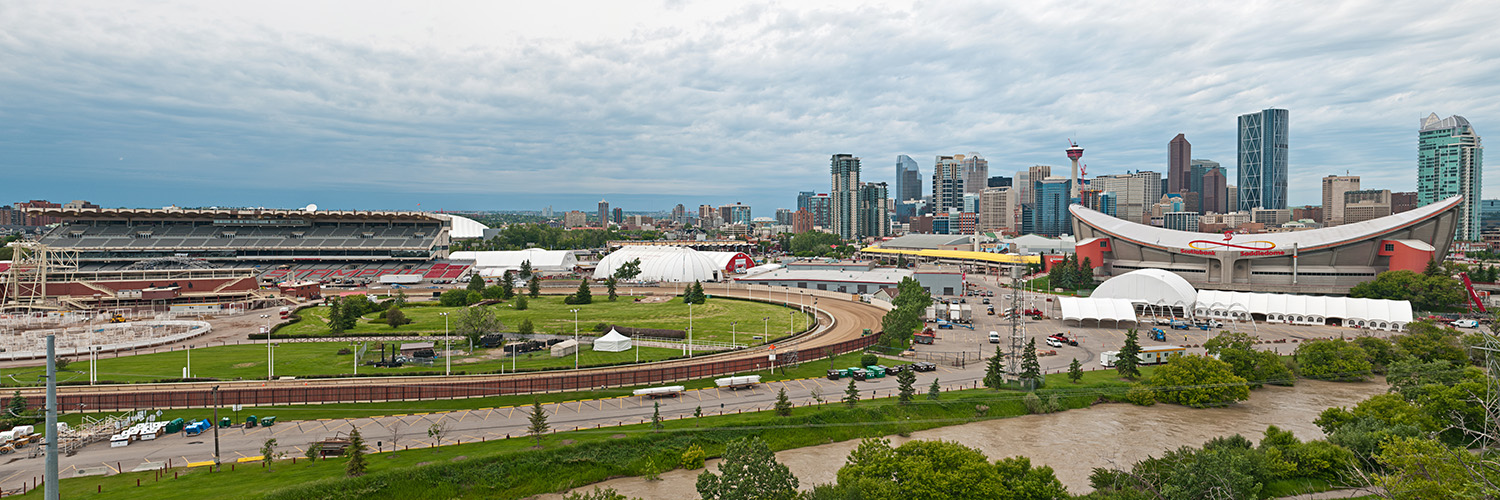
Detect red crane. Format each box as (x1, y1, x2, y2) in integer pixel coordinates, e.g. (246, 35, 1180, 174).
(1460, 272, 1488, 313)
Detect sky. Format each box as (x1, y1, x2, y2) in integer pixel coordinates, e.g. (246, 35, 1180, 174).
(2, 0, 1498, 214)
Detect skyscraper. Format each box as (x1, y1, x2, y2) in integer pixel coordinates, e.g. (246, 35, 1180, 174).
(797, 191, 815, 213)
(856, 182, 890, 239)
(810, 194, 831, 228)
(598, 199, 610, 226)
(960, 153, 988, 195)
(672, 204, 686, 223)
(1321, 175, 1360, 226)
(1201, 166, 1227, 214)
(1168, 134, 1191, 193)
(1036, 177, 1073, 237)
(1418, 113, 1484, 241)
(1237, 108, 1289, 210)
(979, 186, 1014, 233)
(895, 155, 922, 203)
(830, 154, 861, 239)
(931, 155, 963, 213)
(1066, 143, 1084, 200)
(775, 208, 794, 226)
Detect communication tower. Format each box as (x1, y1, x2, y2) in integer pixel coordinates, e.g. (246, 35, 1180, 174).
(1008, 266, 1026, 377)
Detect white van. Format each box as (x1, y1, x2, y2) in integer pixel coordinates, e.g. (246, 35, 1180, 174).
(988, 331, 1001, 343)
(1450, 319, 1479, 328)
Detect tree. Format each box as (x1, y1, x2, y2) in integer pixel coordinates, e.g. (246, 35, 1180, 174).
(880, 307, 921, 349)
(1374, 436, 1495, 500)
(1296, 339, 1372, 381)
(528, 276, 542, 298)
(570, 279, 593, 304)
(427, 421, 448, 450)
(683, 280, 706, 304)
(843, 378, 860, 407)
(834, 438, 1068, 500)
(1393, 322, 1468, 365)
(393, 290, 407, 308)
(385, 307, 410, 329)
(345, 428, 368, 477)
(775, 387, 793, 416)
(1117, 329, 1142, 380)
(1350, 270, 1465, 311)
(1068, 358, 1082, 383)
(467, 274, 485, 292)
(500, 274, 515, 300)
(983, 346, 1006, 389)
(1205, 331, 1294, 387)
(304, 442, 321, 463)
(696, 437, 799, 500)
(519, 260, 534, 280)
(482, 284, 505, 300)
(527, 398, 549, 443)
(439, 289, 472, 307)
(1020, 337, 1041, 389)
(896, 367, 916, 405)
(260, 438, 280, 469)
(612, 258, 642, 280)
(515, 295, 529, 311)
(1146, 354, 1250, 408)
(518, 318, 534, 336)
(7, 391, 28, 418)
(928, 378, 941, 400)
(454, 305, 502, 349)
(606, 277, 618, 301)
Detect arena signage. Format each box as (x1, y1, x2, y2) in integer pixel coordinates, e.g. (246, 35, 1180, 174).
(1178, 233, 1286, 257)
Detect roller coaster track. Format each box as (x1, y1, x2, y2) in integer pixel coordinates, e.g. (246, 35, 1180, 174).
(4, 285, 888, 411)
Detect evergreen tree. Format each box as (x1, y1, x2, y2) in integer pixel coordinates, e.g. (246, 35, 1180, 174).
(1117, 328, 1142, 380)
(927, 378, 941, 400)
(606, 277, 618, 301)
(500, 278, 515, 300)
(326, 296, 347, 334)
(528, 276, 541, 298)
(843, 378, 860, 407)
(393, 290, 407, 308)
(467, 274, 485, 292)
(896, 367, 916, 405)
(517, 318, 534, 336)
(345, 428, 368, 477)
(515, 295, 529, 311)
(1423, 258, 1442, 277)
(983, 345, 1006, 389)
(519, 260, 534, 280)
(572, 279, 593, 304)
(1068, 357, 1083, 383)
(652, 401, 664, 431)
(774, 387, 793, 416)
(1021, 337, 1041, 389)
(5, 391, 26, 418)
(527, 397, 549, 443)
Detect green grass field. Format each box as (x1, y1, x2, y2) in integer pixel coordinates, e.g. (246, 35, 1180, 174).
(5, 342, 691, 387)
(279, 295, 810, 346)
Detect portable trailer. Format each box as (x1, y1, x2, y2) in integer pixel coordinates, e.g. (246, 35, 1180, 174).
(632, 386, 685, 398)
(714, 375, 761, 390)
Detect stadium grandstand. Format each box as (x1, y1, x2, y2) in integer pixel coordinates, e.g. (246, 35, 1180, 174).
(25, 206, 473, 284)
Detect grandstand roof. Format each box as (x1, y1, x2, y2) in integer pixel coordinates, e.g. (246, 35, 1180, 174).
(878, 234, 972, 250)
(27, 207, 443, 222)
(434, 214, 490, 239)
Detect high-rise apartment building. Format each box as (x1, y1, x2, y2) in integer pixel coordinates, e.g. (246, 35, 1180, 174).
(856, 182, 890, 239)
(1418, 113, 1483, 240)
(895, 155, 922, 203)
(719, 203, 752, 225)
(797, 191, 815, 212)
(979, 187, 1014, 233)
(1168, 134, 1191, 193)
(672, 204, 686, 223)
(830, 154, 861, 239)
(698, 205, 716, 226)
(1481, 199, 1500, 230)
(564, 210, 587, 228)
(1164, 211, 1199, 232)
(1321, 175, 1360, 226)
(960, 153, 988, 195)
(598, 199, 610, 225)
(1226, 185, 1238, 214)
(810, 194, 831, 228)
(1344, 189, 1393, 224)
(1392, 192, 1418, 214)
(792, 209, 813, 233)
(1238, 108, 1290, 210)
(775, 208, 794, 226)
(612, 207, 623, 224)
(931, 155, 963, 213)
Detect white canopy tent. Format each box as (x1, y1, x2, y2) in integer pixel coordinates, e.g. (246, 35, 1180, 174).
(592, 329, 632, 352)
(1194, 290, 1413, 331)
(1058, 297, 1139, 326)
(449, 249, 579, 277)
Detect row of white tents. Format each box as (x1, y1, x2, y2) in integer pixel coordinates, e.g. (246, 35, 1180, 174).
(451, 246, 753, 283)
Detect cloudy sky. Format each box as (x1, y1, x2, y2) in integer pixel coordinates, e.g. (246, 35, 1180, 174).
(2, 1, 1496, 213)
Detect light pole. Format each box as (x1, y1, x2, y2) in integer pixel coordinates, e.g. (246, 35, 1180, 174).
(688, 301, 694, 357)
(570, 308, 580, 369)
(731, 321, 737, 349)
(439, 312, 450, 376)
(260, 314, 271, 381)
(185, 343, 191, 379)
(789, 311, 794, 336)
(762, 316, 769, 341)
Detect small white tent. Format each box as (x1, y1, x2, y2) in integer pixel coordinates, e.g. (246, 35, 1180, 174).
(593, 329, 632, 352)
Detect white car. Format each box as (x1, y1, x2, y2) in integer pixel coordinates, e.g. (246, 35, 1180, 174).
(988, 331, 1001, 343)
(1045, 337, 1063, 348)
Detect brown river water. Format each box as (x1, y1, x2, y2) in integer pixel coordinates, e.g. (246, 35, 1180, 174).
(535, 379, 1387, 498)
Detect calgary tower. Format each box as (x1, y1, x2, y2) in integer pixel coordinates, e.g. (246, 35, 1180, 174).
(1066, 140, 1084, 199)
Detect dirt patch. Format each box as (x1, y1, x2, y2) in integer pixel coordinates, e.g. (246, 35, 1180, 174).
(450, 455, 467, 462)
(635, 296, 671, 304)
(558, 439, 575, 446)
(415, 461, 430, 467)
(610, 434, 627, 439)
(232, 362, 256, 368)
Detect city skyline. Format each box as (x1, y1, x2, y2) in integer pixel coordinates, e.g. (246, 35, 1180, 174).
(3, 2, 1498, 212)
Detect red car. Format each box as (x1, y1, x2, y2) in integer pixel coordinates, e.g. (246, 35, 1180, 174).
(1048, 334, 1078, 346)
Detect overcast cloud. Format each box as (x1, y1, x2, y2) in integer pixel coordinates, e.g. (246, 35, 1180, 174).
(1, 0, 1496, 212)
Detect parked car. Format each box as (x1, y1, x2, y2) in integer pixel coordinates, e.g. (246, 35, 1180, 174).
(1048, 333, 1077, 346)
(1045, 336, 1063, 348)
(988, 331, 1001, 343)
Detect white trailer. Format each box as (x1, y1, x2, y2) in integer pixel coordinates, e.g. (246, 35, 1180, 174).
(379, 274, 423, 285)
(632, 386, 685, 398)
(715, 375, 761, 390)
(1100, 345, 1188, 367)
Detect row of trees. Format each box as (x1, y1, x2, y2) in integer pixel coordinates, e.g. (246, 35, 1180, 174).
(877, 277, 933, 351)
(1347, 268, 1465, 311)
(781, 231, 856, 258)
(1044, 253, 1094, 291)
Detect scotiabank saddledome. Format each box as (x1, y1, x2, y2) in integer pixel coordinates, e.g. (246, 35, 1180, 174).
(1070, 196, 1463, 295)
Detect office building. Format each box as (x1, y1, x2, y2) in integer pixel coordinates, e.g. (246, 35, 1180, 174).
(775, 208, 794, 226)
(1201, 165, 1227, 215)
(962, 192, 981, 214)
(564, 210, 588, 228)
(1321, 175, 1361, 226)
(932, 155, 963, 213)
(1164, 211, 1199, 232)
(960, 153, 988, 195)
(612, 207, 623, 225)
(1238, 108, 1290, 210)
(719, 203, 752, 226)
(831, 154, 861, 239)
(598, 200, 610, 225)
(1226, 185, 1238, 214)
(672, 204, 686, 224)
(857, 182, 890, 239)
(988, 176, 1012, 188)
(896, 155, 922, 203)
(1168, 134, 1191, 193)
(1035, 177, 1073, 237)
(1418, 113, 1484, 240)
(979, 186, 1014, 233)
(1251, 208, 1292, 226)
(1392, 192, 1418, 214)
(1344, 189, 1393, 224)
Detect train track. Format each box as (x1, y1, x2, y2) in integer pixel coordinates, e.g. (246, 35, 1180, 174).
(9, 286, 887, 406)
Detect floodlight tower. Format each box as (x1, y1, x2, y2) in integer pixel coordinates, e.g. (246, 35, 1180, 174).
(1066, 140, 1085, 199)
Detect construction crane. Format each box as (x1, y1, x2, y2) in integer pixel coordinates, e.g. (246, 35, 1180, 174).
(1460, 272, 1488, 314)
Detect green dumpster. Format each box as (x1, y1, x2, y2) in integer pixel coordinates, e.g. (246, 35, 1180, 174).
(245, 415, 258, 428)
(261, 416, 277, 427)
(864, 365, 886, 378)
(165, 418, 185, 434)
(219, 417, 232, 428)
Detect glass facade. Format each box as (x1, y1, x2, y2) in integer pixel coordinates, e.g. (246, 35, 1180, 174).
(1418, 113, 1483, 240)
(1237, 108, 1289, 210)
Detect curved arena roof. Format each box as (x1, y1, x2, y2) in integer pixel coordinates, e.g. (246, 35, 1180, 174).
(1091, 269, 1198, 307)
(1070, 196, 1463, 253)
(434, 214, 491, 239)
(593, 246, 723, 282)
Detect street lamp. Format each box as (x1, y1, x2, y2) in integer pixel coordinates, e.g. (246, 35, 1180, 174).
(762, 316, 769, 341)
(260, 314, 271, 381)
(439, 312, 450, 376)
(185, 343, 192, 380)
(570, 308, 580, 369)
(789, 311, 794, 336)
(688, 301, 694, 358)
(731, 321, 737, 349)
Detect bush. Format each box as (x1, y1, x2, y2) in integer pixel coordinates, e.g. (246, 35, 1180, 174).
(1147, 354, 1251, 408)
(1126, 383, 1156, 406)
(680, 443, 705, 469)
(860, 353, 877, 367)
(1296, 339, 1372, 381)
(518, 319, 534, 336)
(593, 322, 610, 333)
(1023, 392, 1047, 414)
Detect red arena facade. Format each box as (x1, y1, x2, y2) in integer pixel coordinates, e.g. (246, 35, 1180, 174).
(1070, 196, 1464, 295)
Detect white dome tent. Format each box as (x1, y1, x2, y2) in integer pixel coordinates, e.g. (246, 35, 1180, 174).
(1090, 268, 1199, 319)
(592, 329, 632, 352)
(593, 246, 723, 283)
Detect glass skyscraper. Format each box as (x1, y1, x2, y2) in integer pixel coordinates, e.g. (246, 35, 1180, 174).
(1237, 108, 1289, 211)
(830, 154, 861, 239)
(1035, 178, 1072, 237)
(1418, 113, 1483, 240)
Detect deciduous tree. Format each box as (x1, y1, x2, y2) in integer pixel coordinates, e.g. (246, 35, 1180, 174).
(696, 437, 799, 500)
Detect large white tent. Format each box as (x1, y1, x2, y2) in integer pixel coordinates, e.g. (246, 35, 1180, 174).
(1058, 297, 1139, 326)
(449, 249, 579, 277)
(592, 329, 632, 352)
(1091, 269, 1198, 308)
(592, 246, 723, 282)
(1194, 290, 1413, 331)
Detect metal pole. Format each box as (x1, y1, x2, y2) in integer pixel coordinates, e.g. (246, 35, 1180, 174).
(443, 313, 450, 376)
(572, 309, 579, 370)
(45, 335, 57, 500)
(732, 321, 736, 349)
(688, 302, 693, 357)
(186, 343, 191, 379)
(263, 314, 271, 381)
(212, 385, 221, 471)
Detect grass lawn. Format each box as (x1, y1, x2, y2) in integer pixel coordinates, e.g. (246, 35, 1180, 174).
(1261, 478, 1340, 498)
(47, 351, 883, 428)
(4, 342, 690, 387)
(278, 296, 810, 346)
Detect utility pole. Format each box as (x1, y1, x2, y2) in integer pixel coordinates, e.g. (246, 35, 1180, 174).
(45, 335, 58, 500)
(212, 385, 221, 471)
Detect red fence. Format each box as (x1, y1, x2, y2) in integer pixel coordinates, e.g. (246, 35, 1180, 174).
(6, 333, 884, 412)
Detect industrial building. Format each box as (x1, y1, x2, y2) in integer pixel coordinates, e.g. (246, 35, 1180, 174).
(733, 260, 965, 296)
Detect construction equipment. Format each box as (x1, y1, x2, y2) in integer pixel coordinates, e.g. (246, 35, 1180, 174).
(1149, 328, 1166, 342)
(107, 313, 126, 323)
(1460, 272, 1488, 313)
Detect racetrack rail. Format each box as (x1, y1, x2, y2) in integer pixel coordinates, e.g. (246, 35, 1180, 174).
(3, 285, 888, 412)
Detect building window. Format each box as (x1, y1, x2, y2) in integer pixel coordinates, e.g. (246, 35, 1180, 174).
(943, 287, 954, 295)
(1384, 243, 1394, 252)
(838, 286, 847, 293)
(857, 285, 867, 293)
(798, 282, 807, 289)
(817, 284, 827, 291)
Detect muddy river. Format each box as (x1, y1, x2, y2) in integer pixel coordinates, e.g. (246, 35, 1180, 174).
(537, 379, 1387, 498)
